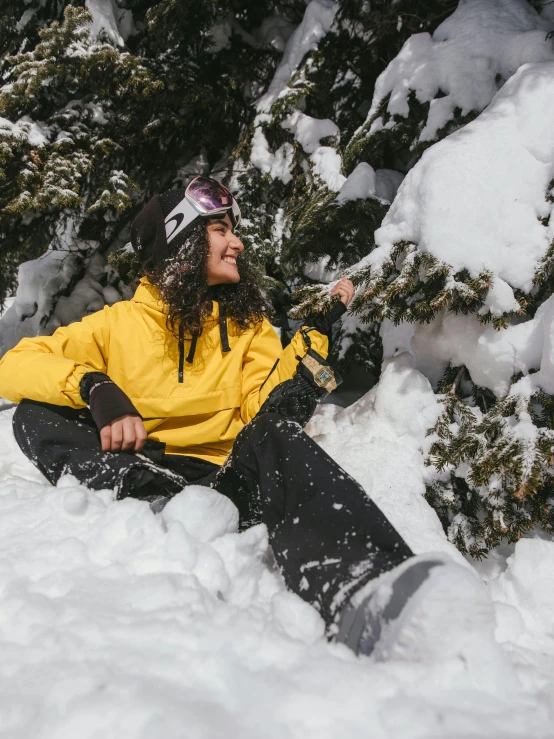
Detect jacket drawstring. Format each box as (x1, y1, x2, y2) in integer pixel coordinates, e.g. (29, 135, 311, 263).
(219, 304, 231, 353)
(178, 326, 184, 382)
(180, 304, 229, 377)
(186, 333, 198, 364)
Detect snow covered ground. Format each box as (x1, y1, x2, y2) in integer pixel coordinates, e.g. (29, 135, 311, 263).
(1, 357, 553, 738)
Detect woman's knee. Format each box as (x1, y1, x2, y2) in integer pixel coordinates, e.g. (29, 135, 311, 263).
(13, 398, 37, 422)
(14, 399, 72, 435)
(232, 413, 304, 462)
(12, 399, 42, 440)
(250, 412, 302, 435)
(243, 412, 303, 447)
(13, 400, 92, 453)
(12, 400, 44, 456)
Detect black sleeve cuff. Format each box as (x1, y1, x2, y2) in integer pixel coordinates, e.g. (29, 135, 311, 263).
(80, 372, 111, 403)
(80, 372, 140, 430)
(305, 300, 347, 337)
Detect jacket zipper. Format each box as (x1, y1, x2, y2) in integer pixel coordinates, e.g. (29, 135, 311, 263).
(259, 358, 280, 394)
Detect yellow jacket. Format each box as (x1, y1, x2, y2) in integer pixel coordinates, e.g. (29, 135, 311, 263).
(0, 278, 328, 464)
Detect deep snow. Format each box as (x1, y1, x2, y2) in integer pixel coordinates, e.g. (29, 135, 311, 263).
(1, 357, 554, 738)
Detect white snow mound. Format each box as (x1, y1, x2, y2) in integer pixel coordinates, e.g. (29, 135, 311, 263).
(1, 367, 554, 735)
(365, 62, 554, 309)
(381, 291, 554, 398)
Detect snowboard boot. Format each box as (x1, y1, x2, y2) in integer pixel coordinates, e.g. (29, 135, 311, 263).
(335, 554, 493, 660)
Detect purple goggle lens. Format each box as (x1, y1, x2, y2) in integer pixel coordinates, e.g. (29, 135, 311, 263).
(186, 176, 241, 227)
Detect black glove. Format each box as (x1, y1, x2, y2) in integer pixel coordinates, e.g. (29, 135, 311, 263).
(80, 372, 140, 430)
(258, 373, 327, 428)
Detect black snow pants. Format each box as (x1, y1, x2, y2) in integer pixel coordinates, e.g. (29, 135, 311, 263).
(13, 400, 413, 628)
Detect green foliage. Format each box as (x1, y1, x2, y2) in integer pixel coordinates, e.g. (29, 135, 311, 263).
(344, 177, 554, 332)
(307, 0, 457, 149)
(426, 364, 554, 556)
(284, 190, 389, 273)
(0, 1, 284, 308)
(0, 0, 66, 71)
(351, 246, 500, 325)
(525, 182, 554, 313)
(345, 91, 479, 173)
(332, 321, 383, 388)
(107, 245, 142, 290)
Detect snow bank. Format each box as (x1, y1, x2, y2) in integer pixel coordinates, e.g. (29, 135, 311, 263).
(250, 0, 344, 192)
(0, 248, 128, 358)
(307, 354, 455, 555)
(363, 61, 554, 313)
(282, 111, 338, 154)
(363, 0, 554, 143)
(353, 61, 554, 397)
(251, 109, 345, 191)
(0, 297, 15, 317)
(254, 16, 296, 52)
(0, 116, 51, 146)
(509, 292, 554, 397)
(381, 291, 554, 397)
(250, 118, 295, 185)
(2, 372, 554, 734)
(282, 111, 345, 190)
(490, 538, 554, 646)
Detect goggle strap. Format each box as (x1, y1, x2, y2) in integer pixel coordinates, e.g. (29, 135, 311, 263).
(164, 197, 201, 244)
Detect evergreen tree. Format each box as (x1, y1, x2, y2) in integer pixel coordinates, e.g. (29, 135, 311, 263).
(426, 365, 554, 556)
(0, 0, 288, 339)
(229, 0, 456, 376)
(230, 0, 554, 554)
(341, 1, 554, 554)
(4, 0, 554, 558)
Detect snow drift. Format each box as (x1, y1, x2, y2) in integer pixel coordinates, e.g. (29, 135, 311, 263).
(1, 360, 554, 737)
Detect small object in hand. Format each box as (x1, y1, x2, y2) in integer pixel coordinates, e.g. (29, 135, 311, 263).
(297, 328, 342, 393)
(298, 349, 342, 393)
(258, 343, 342, 427)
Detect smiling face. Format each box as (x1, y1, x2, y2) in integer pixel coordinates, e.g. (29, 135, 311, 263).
(205, 213, 244, 286)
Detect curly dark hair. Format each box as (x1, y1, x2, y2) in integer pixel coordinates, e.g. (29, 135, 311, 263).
(148, 219, 271, 339)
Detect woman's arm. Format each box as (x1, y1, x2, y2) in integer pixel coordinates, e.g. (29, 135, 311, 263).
(0, 306, 111, 407)
(0, 306, 148, 452)
(240, 320, 329, 423)
(241, 278, 355, 424)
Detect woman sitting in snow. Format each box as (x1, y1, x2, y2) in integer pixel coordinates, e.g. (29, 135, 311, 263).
(0, 176, 483, 657)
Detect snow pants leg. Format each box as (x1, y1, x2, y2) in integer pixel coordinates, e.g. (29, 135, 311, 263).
(12, 400, 218, 496)
(211, 413, 413, 628)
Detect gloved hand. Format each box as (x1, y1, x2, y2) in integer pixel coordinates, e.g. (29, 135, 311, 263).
(258, 372, 327, 428)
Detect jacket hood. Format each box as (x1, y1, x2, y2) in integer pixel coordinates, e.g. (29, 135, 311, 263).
(132, 277, 167, 314)
(132, 278, 231, 364)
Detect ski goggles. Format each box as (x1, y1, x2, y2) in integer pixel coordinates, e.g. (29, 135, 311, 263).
(164, 176, 242, 245)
